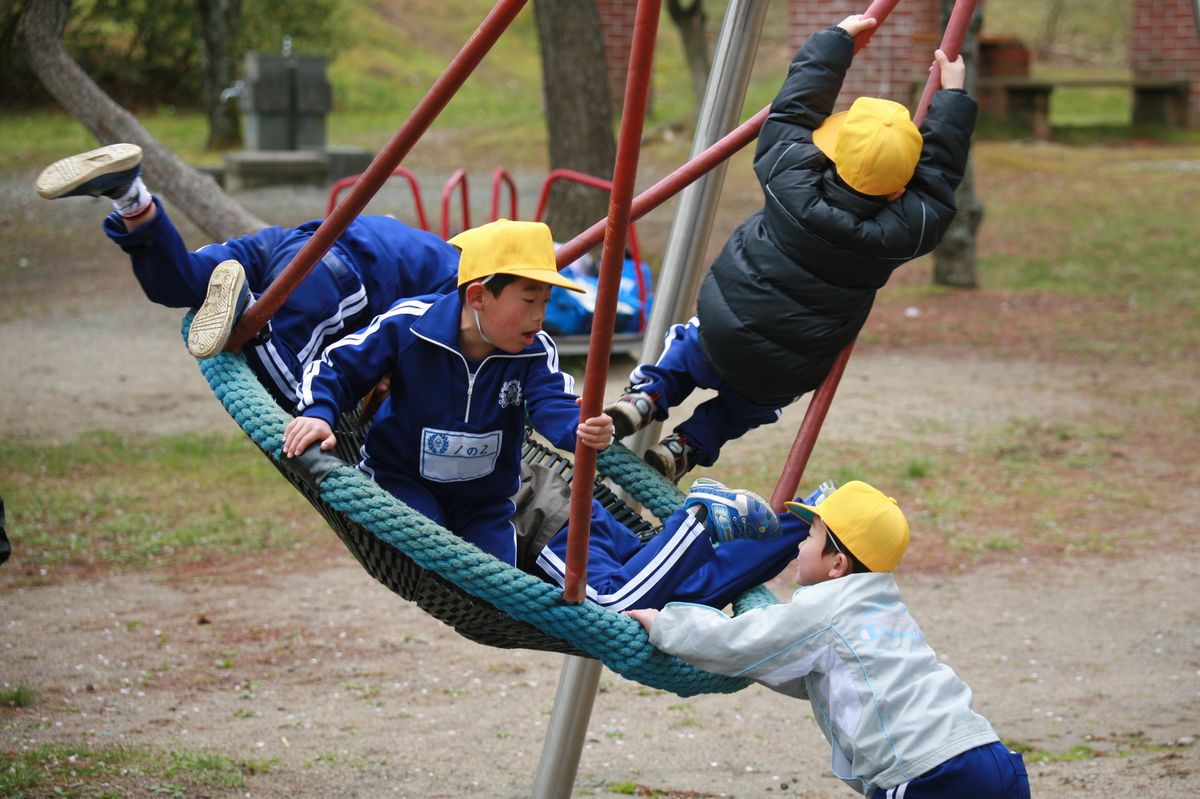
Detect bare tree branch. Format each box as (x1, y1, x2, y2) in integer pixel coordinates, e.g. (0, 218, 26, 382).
(21, 0, 267, 240)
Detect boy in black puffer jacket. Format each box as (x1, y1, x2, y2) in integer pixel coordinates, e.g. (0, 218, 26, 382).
(606, 14, 977, 482)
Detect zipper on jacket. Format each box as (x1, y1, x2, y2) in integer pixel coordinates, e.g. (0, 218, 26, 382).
(464, 369, 477, 423)
(413, 329, 543, 424)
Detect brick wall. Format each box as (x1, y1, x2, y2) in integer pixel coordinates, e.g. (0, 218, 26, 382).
(1131, 0, 1200, 126)
(597, 0, 945, 112)
(596, 0, 640, 106)
(788, 0, 944, 111)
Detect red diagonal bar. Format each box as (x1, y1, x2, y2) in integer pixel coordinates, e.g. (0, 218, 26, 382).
(226, 0, 528, 352)
(769, 0, 979, 511)
(555, 106, 770, 269)
(562, 0, 662, 604)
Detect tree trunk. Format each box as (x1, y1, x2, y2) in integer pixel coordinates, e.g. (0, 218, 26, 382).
(21, 0, 266, 240)
(667, 0, 710, 114)
(197, 0, 242, 150)
(932, 0, 982, 289)
(532, 0, 616, 242)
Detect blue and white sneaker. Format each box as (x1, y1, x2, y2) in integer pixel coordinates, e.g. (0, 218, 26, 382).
(187, 260, 251, 359)
(684, 478, 781, 545)
(35, 143, 143, 200)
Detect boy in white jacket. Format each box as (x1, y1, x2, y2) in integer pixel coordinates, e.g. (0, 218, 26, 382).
(627, 481, 1029, 798)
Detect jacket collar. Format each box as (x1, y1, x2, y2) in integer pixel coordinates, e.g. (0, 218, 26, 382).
(410, 291, 465, 349)
(820, 166, 889, 218)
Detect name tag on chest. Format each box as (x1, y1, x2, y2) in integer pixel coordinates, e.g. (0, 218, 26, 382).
(420, 428, 502, 482)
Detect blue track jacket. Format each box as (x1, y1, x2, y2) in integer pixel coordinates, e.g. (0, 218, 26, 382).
(297, 292, 584, 562)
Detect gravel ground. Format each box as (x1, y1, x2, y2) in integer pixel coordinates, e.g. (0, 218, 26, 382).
(2, 168, 1198, 798)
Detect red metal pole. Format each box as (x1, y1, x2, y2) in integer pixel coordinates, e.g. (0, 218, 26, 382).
(913, 0, 977, 125)
(562, 0, 661, 605)
(768, 343, 855, 512)
(855, 0, 904, 53)
(225, 0, 528, 352)
(769, 0, 979, 510)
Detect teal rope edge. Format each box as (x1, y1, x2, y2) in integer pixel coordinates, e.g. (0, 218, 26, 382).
(183, 312, 754, 697)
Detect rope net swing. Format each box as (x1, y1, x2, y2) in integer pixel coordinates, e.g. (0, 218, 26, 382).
(190, 0, 975, 697)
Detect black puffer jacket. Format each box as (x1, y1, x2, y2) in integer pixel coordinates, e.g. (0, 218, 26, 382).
(697, 26, 977, 406)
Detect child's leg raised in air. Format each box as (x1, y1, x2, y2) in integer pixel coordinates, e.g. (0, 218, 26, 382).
(37, 144, 154, 227)
(664, 389, 786, 471)
(606, 318, 707, 438)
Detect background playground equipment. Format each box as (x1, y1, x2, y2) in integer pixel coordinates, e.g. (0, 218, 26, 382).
(326, 165, 655, 355)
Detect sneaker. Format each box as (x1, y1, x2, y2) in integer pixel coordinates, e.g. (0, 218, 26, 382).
(187, 260, 250, 359)
(643, 432, 697, 483)
(684, 478, 781, 544)
(35, 143, 143, 200)
(605, 390, 655, 439)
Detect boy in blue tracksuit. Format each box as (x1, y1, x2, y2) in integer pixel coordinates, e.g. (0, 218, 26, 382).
(35, 143, 460, 408)
(606, 15, 977, 482)
(282, 220, 615, 565)
(629, 482, 1030, 798)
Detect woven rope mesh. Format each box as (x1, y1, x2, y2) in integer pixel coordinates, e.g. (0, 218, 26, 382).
(185, 311, 780, 696)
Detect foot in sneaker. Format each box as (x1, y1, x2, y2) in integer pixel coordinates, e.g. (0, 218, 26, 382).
(35, 143, 143, 200)
(188, 260, 250, 359)
(684, 478, 781, 545)
(605, 390, 656, 439)
(643, 432, 697, 483)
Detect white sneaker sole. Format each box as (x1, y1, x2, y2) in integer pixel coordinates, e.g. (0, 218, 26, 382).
(188, 260, 246, 359)
(34, 143, 143, 199)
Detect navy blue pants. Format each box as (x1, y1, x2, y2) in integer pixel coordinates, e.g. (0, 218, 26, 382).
(628, 318, 786, 467)
(873, 742, 1030, 799)
(534, 498, 810, 611)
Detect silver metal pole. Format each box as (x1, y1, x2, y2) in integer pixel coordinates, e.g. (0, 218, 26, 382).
(628, 0, 770, 457)
(530, 4, 769, 797)
(530, 656, 602, 798)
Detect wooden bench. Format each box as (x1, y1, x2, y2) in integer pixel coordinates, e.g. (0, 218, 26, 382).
(975, 77, 1192, 139)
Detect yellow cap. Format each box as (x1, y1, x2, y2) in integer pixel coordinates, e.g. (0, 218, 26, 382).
(812, 97, 923, 197)
(449, 219, 584, 293)
(785, 481, 910, 572)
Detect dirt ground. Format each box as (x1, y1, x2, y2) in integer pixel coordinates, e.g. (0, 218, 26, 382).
(2, 163, 1198, 798)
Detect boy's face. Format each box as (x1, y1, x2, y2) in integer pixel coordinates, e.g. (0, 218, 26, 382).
(794, 517, 842, 586)
(473, 276, 553, 353)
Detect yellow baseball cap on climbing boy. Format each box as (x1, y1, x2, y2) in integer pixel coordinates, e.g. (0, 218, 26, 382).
(812, 97, 923, 197)
(450, 219, 584, 293)
(785, 481, 910, 572)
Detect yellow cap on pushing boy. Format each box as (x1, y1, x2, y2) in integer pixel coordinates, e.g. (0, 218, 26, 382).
(785, 481, 910, 572)
(813, 97, 923, 197)
(450, 219, 584, 293)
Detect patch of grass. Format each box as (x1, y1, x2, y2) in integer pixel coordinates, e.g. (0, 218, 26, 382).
(1009, 730, 1169, 763)
(0, 431, 330, 578)
(0, 742, 254, 797)
(0, 683, 39, 709)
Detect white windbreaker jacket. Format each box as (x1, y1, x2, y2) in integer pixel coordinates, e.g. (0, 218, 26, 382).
(650, 573, 999, 795)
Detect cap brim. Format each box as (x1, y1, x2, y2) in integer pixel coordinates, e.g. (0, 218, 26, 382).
(496, 266, 586, 293)
(783, 501, 819, 523)
(812, 111, 846, 161)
